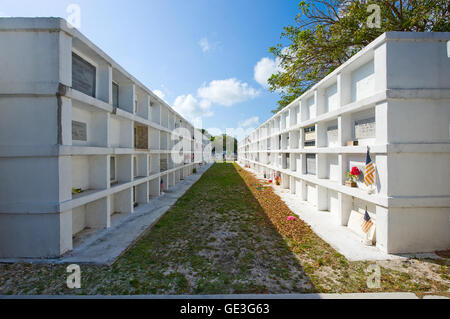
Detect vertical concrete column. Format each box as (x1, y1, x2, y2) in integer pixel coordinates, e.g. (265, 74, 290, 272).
(60, 97, 72, 146)
(317, 185, 328, 211)
(338, 72, 351, 107)
(338, 154, 345, 185)
(338, 113, 352, 146)
(86, 197, 110, 229)
(290, 176, 296, 194)
(375, 154, 388, 196)
(375, 205, 389, 253)
(317, 153, 328, 179)
(375, 101, 388, 145)
(301, 180, 307, 201)
(373, 43, 387, 92)
(290, 153, 297, 172)
(338, 192, 352, 226)
(97, 63, 112, 104)
(59, 210, 73, 254)
(58, 31, 73, 87)
(281, 173, 289, 189)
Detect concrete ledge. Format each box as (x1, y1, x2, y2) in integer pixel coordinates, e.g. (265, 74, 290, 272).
(0, 292, 424, 299)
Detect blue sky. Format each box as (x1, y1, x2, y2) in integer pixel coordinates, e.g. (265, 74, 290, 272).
(0, 0, 299, 139)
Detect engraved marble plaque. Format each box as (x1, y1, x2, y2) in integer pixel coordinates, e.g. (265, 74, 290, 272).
(354, 117, 375, 139)
(72, 121, 87, 141)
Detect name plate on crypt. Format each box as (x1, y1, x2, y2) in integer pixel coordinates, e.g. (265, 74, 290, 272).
(354, 117, 375, 139)
(72, 121, 87, 141)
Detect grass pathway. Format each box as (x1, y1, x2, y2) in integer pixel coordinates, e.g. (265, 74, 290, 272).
(0, 163, 448, 295)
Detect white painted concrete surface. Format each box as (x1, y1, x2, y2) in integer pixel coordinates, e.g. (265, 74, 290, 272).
(0, 17, 213, 258)
(238, 32, 450, 255)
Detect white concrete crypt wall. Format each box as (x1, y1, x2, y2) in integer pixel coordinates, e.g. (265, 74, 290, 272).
(238, 32, 450, 254)
(0, 18, 209, 258)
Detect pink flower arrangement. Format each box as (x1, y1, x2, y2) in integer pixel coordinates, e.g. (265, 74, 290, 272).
(287, 216, 297, 221)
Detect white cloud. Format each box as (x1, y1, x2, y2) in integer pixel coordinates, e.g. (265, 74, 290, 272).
(197, 78, 260, 107)
(198, 37, 221, 53)
(239, 116, 259, 128)
(254, 57, 281, 89)
(225, 126, 257, 143)
(198, 38, 211, 52)
(202, 116, 259, 143)
(153, 89, 165, 100)
(172, 94, 213, 127)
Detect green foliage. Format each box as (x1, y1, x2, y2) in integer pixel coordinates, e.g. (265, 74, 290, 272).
(212, 134, 238, 154)
(269, 0, 450, 113)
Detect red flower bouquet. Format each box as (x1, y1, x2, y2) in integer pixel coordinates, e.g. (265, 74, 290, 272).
(350, 167, 361, 176)
(346, 166, 361, 187)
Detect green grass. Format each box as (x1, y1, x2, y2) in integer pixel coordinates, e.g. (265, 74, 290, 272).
(0, 163, 448, 295)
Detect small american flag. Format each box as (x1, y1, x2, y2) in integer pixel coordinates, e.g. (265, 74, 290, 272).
(364, 148, 375, 186)
(361, 210, 373, 233)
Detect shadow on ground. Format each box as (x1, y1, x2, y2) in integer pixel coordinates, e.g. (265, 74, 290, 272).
(0, 163, 448, 295)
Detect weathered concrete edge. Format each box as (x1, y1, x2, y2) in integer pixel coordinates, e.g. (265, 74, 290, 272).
(0, 292, 427, 299)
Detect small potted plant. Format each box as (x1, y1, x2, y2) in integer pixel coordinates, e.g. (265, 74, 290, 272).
(345, 166, 361, 187)
(263, 171, 267, 179)
(275, 175, 281, 186)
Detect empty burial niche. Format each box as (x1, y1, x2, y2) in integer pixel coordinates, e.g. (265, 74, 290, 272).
(71, 101, 108, 147)
(149, 154, 160, 175)
(71, 155, 108, 197)
(160, 154, 168, 172)
(305, 182, 317, 207)
(327, 190, 339, 215)
(148, 178, 159, 199)
(72, 197, 109, 247)
(160, 174, 168, 194)
(110, 188, 133, 224)
(169, 172, 175, 188)
(150, 102, 161, 125)
(347, 198, 377, 244)
(160, 132, 168, 150)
